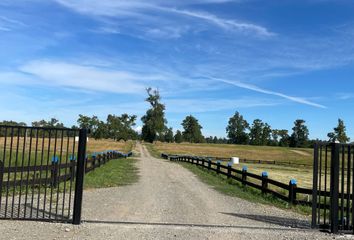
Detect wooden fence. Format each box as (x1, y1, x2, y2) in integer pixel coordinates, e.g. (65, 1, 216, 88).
(0, 150, 133, 189)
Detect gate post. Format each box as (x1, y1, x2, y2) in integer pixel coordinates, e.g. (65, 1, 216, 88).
(330, 143, 340, 234)
(73, 129, 88, 225)
(312, 143, 319, 229)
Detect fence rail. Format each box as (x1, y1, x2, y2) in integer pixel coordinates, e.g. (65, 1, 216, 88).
(161, 153, 330, 208)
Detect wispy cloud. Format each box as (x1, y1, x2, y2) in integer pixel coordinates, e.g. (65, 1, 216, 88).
(54, 0, 273, 37)
(3, 60, 173, 94)
(0, 15, 26, 31)
(167, 8, 274, 37)
(208, 77, 327, 109)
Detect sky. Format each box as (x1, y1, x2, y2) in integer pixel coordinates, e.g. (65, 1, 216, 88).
(0, 0, 354, 140)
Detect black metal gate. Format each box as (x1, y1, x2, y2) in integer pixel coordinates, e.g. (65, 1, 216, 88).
(0, 125, 87, 224)
(312, 142, 354, 233)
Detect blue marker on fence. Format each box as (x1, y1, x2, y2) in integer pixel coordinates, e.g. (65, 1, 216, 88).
(70, 155, 76, 161)
(262, 171, 268, 177)
(242, 166, 248, 171)
(52, 156, 59, 163)
(290, 179, 297, 185)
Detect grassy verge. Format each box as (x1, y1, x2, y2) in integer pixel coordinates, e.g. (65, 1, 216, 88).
(84, 158, 139, 189)
(178, 161, 312, 216)
(144, 143, 161, 158)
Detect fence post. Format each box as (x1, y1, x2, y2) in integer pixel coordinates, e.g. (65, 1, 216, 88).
(242, 166, 247, 186)
(92, 154, 96, 170)
(51, 156, 59, 187)
(227, 163, 232, 179)
(216, 161, 220, 174)
(73, 128, 88, 225)
(261, 172, 268, 194)
(330, 142, 340, 234)
(289, 179, 297, 205)
(208, 159, 211, 170)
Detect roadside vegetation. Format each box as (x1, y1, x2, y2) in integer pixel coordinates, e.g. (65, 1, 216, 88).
(179, 161, 312, 216)
(84, 157, 139, 189)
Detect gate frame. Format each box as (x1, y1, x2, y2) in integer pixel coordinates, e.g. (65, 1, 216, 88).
(312, 142, 353, 234)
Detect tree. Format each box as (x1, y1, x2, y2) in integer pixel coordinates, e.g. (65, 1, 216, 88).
(77, 115, 105, 139)
(277, 129, 290, 147)
(181, 115, 204, 143)
(249, 119, 264, 145)
(226, 112, 249, 144)
(261, 123, 272, 145)
(174, 130, 183, 143)
(141, 88, 167, 143)
(106, 114, 137, 141)
(327, 119, 350, 143)
(164, 127, 174, 143)
(290, 119, 309, 148)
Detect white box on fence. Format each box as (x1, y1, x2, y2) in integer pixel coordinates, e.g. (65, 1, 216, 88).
(231, 157, 239, 164)
(75, 136, 89, 142)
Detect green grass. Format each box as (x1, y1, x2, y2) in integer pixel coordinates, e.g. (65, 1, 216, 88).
(144, 143, 161, 158)
(84, 158, 139, 189)
(177, 161, 312, 216)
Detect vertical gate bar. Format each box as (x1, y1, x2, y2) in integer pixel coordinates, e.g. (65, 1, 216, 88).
(55, 130, 64, 220)
(340, 145, 345, 229)
(11, 128, 21, 219)
(23, 128, 33, 218)
(0, 127, 7, 212)
(330, 143, 340, 234)
(36, 132, 45, 219)
(318, 145, 323, 224)
(73, 129, 87, 225)
(49, 129, 58, 219)
(30, 129, 39, 219)
(346, 145, 351, 229)
(67, 134, 76, 219)
(312, 143, 319, 228)
(17, 128, 27, 217)
(324, 145, 328, 225)
(61, 132, 70, 218)
(43, 130, 52, 219)
(5, 127, 14, 218)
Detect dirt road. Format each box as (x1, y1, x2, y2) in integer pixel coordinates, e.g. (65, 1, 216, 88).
(0, 143, 337, 239)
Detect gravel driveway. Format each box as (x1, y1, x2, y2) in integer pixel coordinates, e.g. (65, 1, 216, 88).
(0, 143, 345, 239)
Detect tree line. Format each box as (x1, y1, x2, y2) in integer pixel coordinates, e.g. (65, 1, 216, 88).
(0, 88, 351, 147)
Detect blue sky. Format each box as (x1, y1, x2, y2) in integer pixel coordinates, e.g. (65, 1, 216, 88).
(0, 0, 354, 140)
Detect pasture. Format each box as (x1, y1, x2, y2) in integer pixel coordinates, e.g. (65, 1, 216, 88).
(150, 142, 315, 188)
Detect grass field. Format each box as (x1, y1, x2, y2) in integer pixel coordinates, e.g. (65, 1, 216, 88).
(153, 142, 313, 164)
(149, 142, 315, 188)
(84, 158, 139, 189)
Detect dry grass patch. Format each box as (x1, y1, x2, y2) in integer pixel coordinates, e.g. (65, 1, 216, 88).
(154, 142, 313, 165)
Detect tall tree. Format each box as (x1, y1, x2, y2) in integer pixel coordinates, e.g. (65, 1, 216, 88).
(181, 115, 204, 143)
(226, 112, 249, 144)
(327, 118, 350, 143)
(249, 119, 264, 145)
(164, 127, 174, 143)
(277, 129, 290, 147)
(261, 123, 272, 145)
(106, 114, 137, 141)
(290, 119, 309, 148)
(141, 88, 167, 143)
(174, 130, 183, 143)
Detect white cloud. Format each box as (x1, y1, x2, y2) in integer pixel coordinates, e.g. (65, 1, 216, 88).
(208, 77, 327, 109)
(54, 0, 273, 37)
(16, 60, 170, 94)
(165, 97, 280, 113)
